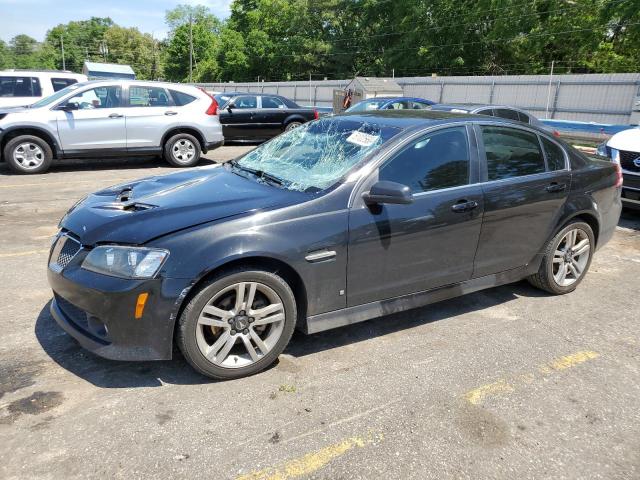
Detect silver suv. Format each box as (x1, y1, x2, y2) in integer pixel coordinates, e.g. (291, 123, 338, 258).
(0, 80, 224, 174)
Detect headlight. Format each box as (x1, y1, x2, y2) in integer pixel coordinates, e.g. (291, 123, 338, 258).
(596, 142, 609, 157)
(81, 246, 169, 279)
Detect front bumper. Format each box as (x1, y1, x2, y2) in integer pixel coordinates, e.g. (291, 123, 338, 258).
(47, 253, 191, 361)
(622, 173, 640, 209)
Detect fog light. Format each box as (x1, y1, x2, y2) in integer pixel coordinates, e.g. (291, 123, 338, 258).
(135, 293, 149, 319)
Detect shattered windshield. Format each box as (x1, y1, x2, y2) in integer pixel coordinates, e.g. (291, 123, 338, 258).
(234, 117, 401, 192)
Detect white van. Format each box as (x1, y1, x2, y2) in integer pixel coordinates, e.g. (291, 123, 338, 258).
(0, 70, 87, 108)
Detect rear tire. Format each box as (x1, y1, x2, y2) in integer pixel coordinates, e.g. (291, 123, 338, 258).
(285, 121, 303, 131)
(176, 268, 297, 380)
(527, 220, 595, 295)
(3, 135, 53, 174)
(163, 133, 201, 167)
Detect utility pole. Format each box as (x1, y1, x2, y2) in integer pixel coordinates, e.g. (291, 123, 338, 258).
(60, 36, 65, 70)
(189, 13, 193, 83)
(545, 60, 555, 119)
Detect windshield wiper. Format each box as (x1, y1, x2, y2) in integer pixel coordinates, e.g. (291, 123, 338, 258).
(228, 160, 286, 187)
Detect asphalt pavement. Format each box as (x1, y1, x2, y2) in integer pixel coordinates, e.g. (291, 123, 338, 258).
(0, 150, 639, 479)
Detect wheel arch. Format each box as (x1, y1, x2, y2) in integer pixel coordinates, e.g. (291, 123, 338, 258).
(0, 126, 60, 159)
(172, 255, 309, 339)
(562, 211, 600, 247)
(283, 114, 307, 126)
(161, 127, 208, 153)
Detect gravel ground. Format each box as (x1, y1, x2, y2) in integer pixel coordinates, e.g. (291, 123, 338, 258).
(0, 149, 639, 480)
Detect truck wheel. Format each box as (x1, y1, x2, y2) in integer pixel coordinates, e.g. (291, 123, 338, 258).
(164, 133, 201, 167)
(176, 268, 297, 380)
(3, 135, 53, 174)
(527, 220, 594, 295)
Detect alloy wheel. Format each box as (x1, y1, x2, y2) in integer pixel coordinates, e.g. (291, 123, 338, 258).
(195, 281, 286, 368)
(552, 228, 590, 287)
(13, 142, 45, 170)
(172, 139, 196, 163)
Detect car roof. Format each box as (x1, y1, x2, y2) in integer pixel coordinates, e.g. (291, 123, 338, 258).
(338, 109, 547, 133)
(431, 103, 528, 113)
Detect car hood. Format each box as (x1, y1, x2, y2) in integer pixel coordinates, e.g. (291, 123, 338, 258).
(60, 165, 305, 245)
(0, 105, 33, 115)
(607, 127, 640, 153)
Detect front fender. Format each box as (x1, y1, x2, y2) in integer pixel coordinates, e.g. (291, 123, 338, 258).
(149, 198, 351, 318)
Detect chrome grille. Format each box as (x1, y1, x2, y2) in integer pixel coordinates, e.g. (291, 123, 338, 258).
(49, 235, 81, 273)
(619, 150, 640, 173)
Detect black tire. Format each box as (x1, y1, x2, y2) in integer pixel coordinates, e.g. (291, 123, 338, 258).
(3, 135, 53, 174)
(163, 133, 201, 168)
(527, 220, 595, 295)
(176, 268, 297, 380)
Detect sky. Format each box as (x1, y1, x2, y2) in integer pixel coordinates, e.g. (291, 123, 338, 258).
(0, 0, 232, 42)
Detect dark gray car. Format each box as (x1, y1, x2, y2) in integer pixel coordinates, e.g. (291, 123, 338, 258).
(47, 111, 622, 379)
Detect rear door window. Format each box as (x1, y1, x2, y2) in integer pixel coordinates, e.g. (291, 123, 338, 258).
(476, 108, 495, 116)
(170, 90, 197, 106)
(261, 96, 286, 108)
(0, 76, 41, 97)
(480, 126, 546, 180)
(517, 111, 531, 123)
(129, 86, 172, 107)
(51, 78, 78, 92)
(541, 137, 567, 170)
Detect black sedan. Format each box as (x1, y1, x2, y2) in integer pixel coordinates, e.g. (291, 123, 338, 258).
(47, 111, 622, 379)
(215, 92, 318, 142)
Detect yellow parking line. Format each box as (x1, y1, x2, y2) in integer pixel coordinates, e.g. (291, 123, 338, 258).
(0, 249, 50, 258)
(465, 350, 601, 405)
(235, 432, 383, 480)
(465, 379, 514, 406)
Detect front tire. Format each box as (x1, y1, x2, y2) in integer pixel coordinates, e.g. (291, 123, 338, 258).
(528, 220, 595, 295)
(163, 133, 201, 167)
(176, 268, 297, 380)
(3, 135, 53, 174)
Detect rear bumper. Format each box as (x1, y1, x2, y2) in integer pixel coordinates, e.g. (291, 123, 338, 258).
(47, 261, 191, 361)
(204, 139, 224, 153)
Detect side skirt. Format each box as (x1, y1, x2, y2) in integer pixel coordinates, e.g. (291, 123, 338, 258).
(303, 264, 538, 335)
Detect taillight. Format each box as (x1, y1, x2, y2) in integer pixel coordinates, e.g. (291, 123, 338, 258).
(205, 97, 218, 116)
(313, 108, 319, 120)
(614, 162, 623, 188)
(553, 129, 560, 137)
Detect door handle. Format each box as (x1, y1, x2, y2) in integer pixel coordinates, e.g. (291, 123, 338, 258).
(109, 113, 124, 119)
(546, 182, 566, 193)
(451, 200, 479, 213)
(164, 111, 178, 116)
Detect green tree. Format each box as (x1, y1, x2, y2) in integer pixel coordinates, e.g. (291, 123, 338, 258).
(44, 17, 114, 72)
(164, 5, 221, 82)
(103, 26, 160, 79)
(0, 40, 13, 69)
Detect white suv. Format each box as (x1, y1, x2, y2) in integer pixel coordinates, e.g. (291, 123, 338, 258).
(0, 70, 87, 108)
(0, 80, 224, 174)
(597, 127, 640, 209)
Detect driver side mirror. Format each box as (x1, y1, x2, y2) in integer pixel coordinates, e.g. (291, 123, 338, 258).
(362, 181, 413, 205)
(59, 101, 79, 112)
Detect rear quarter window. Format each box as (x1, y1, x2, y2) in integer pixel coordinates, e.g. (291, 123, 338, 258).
(170, 90, 197, 106)
(541, 137, 567, 170)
